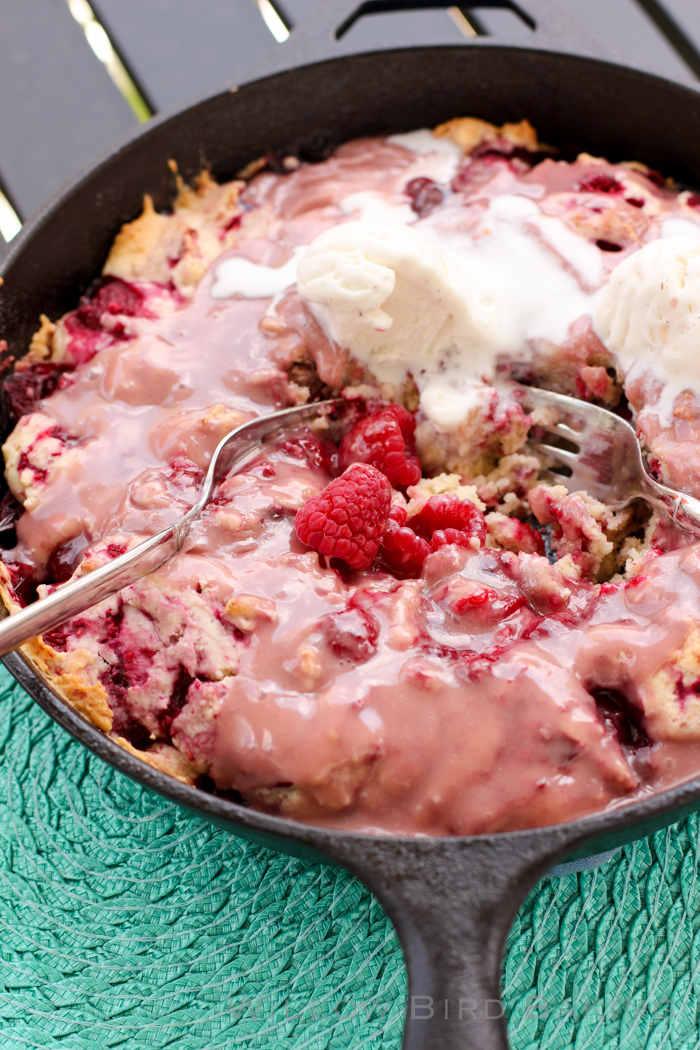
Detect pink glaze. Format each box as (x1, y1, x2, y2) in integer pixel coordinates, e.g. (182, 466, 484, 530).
(210, 537, 700, 835)
(5, 135, 700, 835)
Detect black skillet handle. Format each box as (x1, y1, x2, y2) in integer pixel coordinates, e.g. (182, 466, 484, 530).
(257, 0, 620, 75)
(325, 827, 583, 1050)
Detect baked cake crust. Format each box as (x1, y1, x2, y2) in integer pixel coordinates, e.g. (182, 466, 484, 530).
(3, 117, 700, 836)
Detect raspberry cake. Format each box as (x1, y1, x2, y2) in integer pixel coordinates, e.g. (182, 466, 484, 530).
(3, 117, 700, 836)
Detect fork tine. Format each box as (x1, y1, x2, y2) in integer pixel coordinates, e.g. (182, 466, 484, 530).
(538, 468, 572, 488)
(529, 441, 579, 469)
(538, 421, 582, 444)
(516, 384, 609, 428)
(528, 441, 613, 500)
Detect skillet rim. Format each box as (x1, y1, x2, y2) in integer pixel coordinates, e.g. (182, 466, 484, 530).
(7, 640, 700, 863)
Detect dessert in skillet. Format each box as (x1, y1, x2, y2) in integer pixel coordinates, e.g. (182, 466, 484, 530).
(4, 117, 700, 836)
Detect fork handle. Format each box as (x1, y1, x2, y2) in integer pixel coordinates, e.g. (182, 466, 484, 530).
(0, 399, 344, 656)
(0, 521, 185, 657)
(641, 476, 700, 539)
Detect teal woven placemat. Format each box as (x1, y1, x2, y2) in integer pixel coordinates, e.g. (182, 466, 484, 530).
(1, 664, 699, 1050)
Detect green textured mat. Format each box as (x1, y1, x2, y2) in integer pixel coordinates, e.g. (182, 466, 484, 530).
(1, 665, 700, 1050)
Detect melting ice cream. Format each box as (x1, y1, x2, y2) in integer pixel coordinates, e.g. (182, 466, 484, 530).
(595, 234, 700, 424)
(296, 201, 599, 427)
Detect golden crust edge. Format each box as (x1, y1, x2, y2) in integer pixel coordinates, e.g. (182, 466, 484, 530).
(432, 116, 541, 152)
(0, 567, 114, 733)
(112, 736, 199, 784)
(0, 569, 200, 784)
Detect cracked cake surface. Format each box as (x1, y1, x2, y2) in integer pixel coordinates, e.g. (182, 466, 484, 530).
(4, 118, 700, 835)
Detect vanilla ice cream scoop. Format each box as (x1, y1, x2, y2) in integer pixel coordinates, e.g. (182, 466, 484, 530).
(296, 220, 501, 426)
(595, 235, 700, 422)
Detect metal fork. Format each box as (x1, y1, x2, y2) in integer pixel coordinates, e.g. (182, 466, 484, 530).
(0, 398, 343, 656)
(522, 385, 700, 538)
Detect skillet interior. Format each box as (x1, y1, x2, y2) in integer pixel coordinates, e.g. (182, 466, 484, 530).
(3, 43, 700, 1049)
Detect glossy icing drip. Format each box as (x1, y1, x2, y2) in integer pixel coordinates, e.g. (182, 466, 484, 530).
(4, 131, 700, 835)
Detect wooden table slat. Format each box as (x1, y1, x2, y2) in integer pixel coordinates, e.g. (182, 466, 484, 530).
(654, 0, 700, 73)
(282, 1, 468, 47)
(91, 0, 281, 114)
(660, 0, 700, 39)
(0, 0, 136, 221)
(470, 0, 696, 82)
(0, 0, 696, 230)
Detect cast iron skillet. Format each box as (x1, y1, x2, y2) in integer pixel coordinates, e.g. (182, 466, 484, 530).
(3, 2, 700, 1046)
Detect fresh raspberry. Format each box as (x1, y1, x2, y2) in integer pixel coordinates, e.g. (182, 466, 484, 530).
(63, 277, 148, 365)
(4, 362, 72, 425)
(77, 277, 146, 330)
(388, 404, 417, 440)
(294, 462, 391, 570)
(380, 523, 431, 577)
(577, 174, 623, 194)
(453, 591, 525, 618)
(405, 177, 443, 218)
(431, 527, 481, 552)
(5, 560, 36, 606)
(339, 406, 421, 488)
(409, 493, 487, 547)
(643, 168, 666, 188)
(388, 504, 408, 525)
(319, 606, 379, 662)
(279, 433, 332, 471)
(454, 587, 498, 609)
